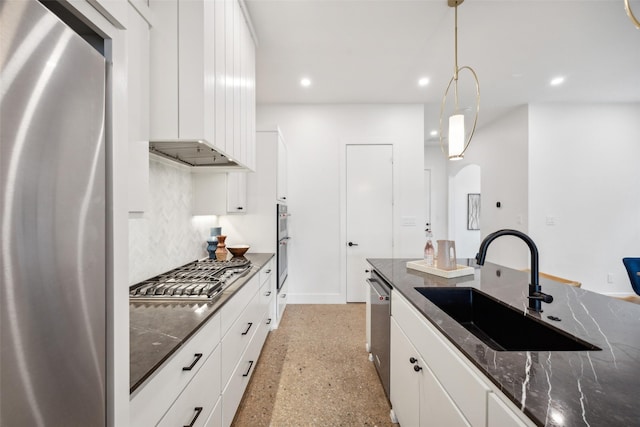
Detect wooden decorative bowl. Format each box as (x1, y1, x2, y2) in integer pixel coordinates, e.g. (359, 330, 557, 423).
(227, 245, 250, 257)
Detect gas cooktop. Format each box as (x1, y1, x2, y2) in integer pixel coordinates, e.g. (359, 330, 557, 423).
(129, 257, 252, 302)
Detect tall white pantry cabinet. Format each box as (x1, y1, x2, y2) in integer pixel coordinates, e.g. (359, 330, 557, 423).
(127, 2, 151, 213)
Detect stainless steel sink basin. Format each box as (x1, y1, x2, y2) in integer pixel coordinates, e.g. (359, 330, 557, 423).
(415, 287, 601, 352)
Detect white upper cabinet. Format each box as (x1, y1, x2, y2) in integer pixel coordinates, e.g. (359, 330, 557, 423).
(149, 0, 178, 139)
(256, 129, 288, 203)
(214, 0, 227, 155)
(177, 0, 215, 142)
(149, 0, 256, 171)
(192, 172, 247, 215)
(92, 0, 128, 27)
(276, 133, 288, 202)
(226, 172, 247, 213)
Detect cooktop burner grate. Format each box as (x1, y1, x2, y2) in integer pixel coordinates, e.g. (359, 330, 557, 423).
(129, 257, 252, 301)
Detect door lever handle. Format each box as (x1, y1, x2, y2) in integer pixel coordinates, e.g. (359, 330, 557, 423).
(348, 242, 358, 247)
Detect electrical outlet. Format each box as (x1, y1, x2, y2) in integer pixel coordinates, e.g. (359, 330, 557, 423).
(607, 273, 614, 284)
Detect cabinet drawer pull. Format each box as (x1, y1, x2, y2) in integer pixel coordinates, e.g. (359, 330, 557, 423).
(265, 291, 272, 297)
(237, 206, 244, 210)
(241, 322, 253, 335)
(265, 269, 271, 274)
(183, 406, 203, 427)
(414, 365, 423, 372)
(242, 360, 254, 377)
(266, 318, 272, 325)
(182, 353, 203, 371)
(280, 293, 287, 298)
(409, 357, 418, 364)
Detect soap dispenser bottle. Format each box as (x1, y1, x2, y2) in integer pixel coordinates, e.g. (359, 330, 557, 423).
(424, 224, 435, 266)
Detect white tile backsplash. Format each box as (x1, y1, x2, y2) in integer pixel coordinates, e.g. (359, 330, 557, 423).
(128, 158, 217, 284)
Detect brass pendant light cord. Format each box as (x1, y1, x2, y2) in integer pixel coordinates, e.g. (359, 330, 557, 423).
(453, 3, 459, 113)
(454, 3, 458, 80)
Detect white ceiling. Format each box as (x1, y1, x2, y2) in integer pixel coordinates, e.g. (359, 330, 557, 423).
(244, 0, 640, 138)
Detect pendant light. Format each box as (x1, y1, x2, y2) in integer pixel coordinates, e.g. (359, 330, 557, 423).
(439, 0, 480, 161)
(625, 0, 640, 29)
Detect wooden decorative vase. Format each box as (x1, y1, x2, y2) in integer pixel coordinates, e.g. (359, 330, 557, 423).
(215, 235, 228, 261)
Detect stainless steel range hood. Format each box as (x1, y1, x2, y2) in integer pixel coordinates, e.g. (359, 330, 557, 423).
(149, 140, 240, 168)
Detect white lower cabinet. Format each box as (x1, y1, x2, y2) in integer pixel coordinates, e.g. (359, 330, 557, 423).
(391, 318, 469, 427)
(488, 393, 532, 427)
(276, 279, 289, 327)
(221, 275, 260, 334)
(131, 260, 274, 427)
(392, 291, 489, 426)
(259, 258, 276, 329)
(130, 314, 221, 426)
(219, 263, 272, 426)
(204, 397, 222, 427)
(390, 318, 421, 426)
(221, 291, 261, 388)
(421, 353, 471, 427)
(391, 291, 535, 427)
(222, 309, 267, 426)
(158, 345, 221, 427)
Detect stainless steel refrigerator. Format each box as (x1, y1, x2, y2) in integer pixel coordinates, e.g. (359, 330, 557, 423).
(1, 0, 107, 425)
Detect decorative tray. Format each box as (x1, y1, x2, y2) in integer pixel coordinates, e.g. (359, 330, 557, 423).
(406, 260, 475, 278)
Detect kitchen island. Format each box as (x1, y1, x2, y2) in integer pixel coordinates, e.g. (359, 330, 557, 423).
(369, 258, 640, 426)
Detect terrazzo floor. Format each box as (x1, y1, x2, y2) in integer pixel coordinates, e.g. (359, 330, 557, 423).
(232, 304, 397, 426)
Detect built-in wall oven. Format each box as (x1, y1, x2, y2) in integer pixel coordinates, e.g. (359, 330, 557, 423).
(277, 204, 289, 290)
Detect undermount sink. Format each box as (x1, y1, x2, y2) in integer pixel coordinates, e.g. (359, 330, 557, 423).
(415, 287, 601, 352)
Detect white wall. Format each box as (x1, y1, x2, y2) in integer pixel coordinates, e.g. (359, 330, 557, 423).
(451, 164, 481, 258)
(449, 105, 530, 268)
(257, 104, 424, 303)
(529, 103, 640, 294)
(424, 145, 448, 243)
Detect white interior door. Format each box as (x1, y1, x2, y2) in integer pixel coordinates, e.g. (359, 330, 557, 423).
(346, 144, 393, 302)
(425, 169, 431, 229)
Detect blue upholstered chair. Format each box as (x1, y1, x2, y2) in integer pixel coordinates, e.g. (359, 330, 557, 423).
(622, 258, 640, 296)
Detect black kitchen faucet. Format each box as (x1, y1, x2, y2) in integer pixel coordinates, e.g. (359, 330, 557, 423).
(475, 229, 553, 312)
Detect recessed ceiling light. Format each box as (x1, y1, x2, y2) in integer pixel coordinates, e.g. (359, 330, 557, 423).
(418, 77, 430, 87)
(430, 130, 438, 137)
(550, 76, 565, 86)
(300, 77, 311, 87)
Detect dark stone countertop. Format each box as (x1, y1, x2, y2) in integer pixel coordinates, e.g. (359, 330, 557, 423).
(129, 253, 274, 394)
(368, 258, 640, 427)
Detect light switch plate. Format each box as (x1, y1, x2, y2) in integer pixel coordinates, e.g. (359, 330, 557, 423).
(401, 216, 416, 226)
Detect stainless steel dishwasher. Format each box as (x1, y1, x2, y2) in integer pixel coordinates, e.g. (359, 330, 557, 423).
(367, 269, 391, 400)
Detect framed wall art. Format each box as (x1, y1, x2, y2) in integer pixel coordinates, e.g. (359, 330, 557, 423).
(467, 193, 480, 230)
